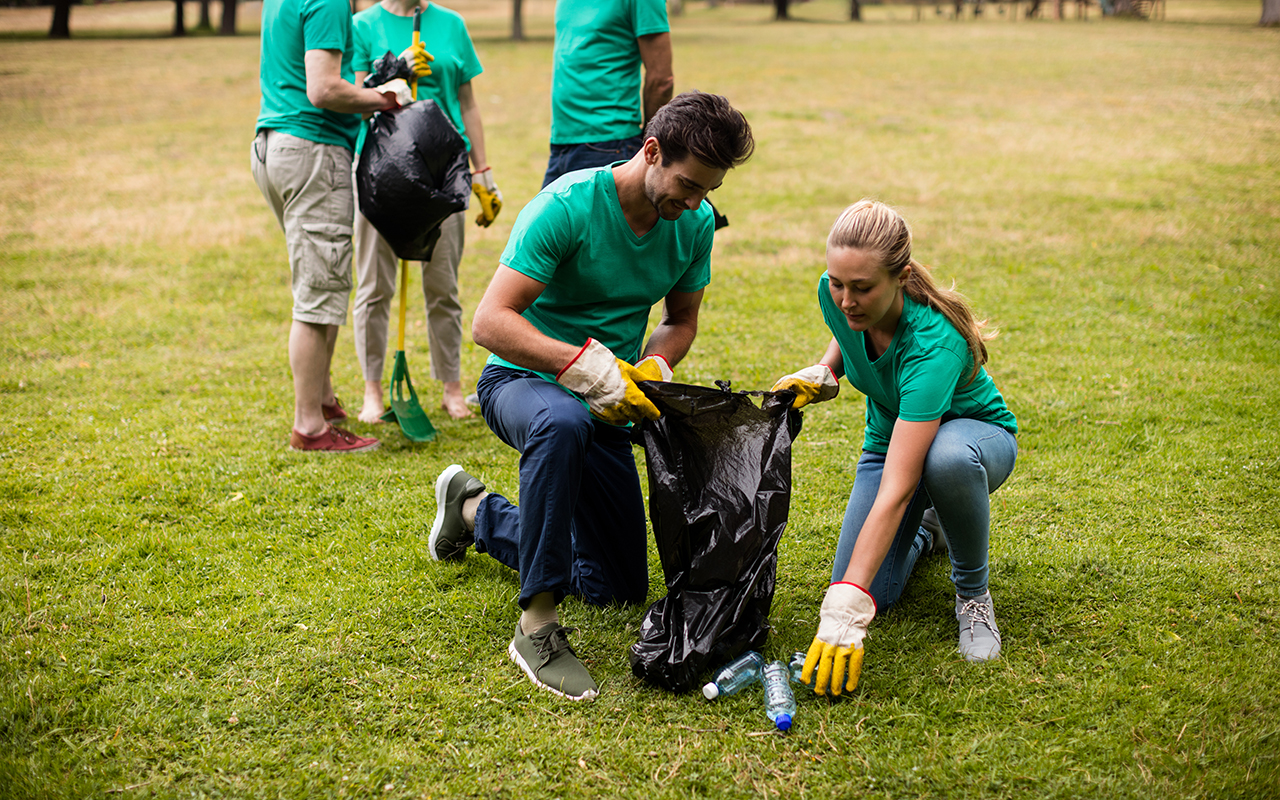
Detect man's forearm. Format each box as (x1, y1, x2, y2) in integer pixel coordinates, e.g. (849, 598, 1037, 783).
(642, 319, 696, 367)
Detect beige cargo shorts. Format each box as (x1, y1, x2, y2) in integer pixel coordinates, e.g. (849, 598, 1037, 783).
(251, 129, 354, 326)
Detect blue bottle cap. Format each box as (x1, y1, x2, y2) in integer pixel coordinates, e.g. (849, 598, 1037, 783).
(775, 714, 792, 732)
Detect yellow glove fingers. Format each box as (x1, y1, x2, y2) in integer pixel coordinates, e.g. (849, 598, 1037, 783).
(831, 646, 853, 697)
(802, 638, 824, 688)
(472, 184, 501, 227)
(844, 645, 865, 693)
(770, 377, 816, 409)
(813, 642, 837, 696)
(632, 359, 664, 383)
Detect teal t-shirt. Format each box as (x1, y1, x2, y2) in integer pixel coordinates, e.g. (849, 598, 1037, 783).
(818, 275, 1018, 454)
(352, 3, 483, 153)
(550, 0, 669, 145)
(489, 165, 714, 378)
(256, 0, 362, 151)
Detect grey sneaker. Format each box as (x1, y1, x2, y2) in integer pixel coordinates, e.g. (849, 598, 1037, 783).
(508, 622, 599, 701)
(428, 464, 485, 562)
(956, 591, 1002, 662)
(920, 507, 949, 556)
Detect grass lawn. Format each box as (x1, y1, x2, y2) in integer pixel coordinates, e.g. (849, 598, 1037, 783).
(2, 0, 1278, 797)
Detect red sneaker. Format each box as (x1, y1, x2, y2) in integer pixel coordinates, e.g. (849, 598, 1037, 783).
(321, 396, 348, 424)
(290, 425, 380, 453)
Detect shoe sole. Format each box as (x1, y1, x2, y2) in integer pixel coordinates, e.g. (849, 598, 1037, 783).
(428, 464, 466, 561)
(507, 640, 598, 701)
(290, 442, 379, 453)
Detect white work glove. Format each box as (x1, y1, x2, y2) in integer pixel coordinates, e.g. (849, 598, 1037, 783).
(633, 354, 674, 382)
(373, 78, 413, 108)
(398, 42, 433, 78)
(556, 339, 660, 426)
(472, 167, 503, 227)
(771, 364, 839, 409)
(801, 582, 876, 697)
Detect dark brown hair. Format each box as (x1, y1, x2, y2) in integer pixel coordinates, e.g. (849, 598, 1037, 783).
(644, 91, 754, 171)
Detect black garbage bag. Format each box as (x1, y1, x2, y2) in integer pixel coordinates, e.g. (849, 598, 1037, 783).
(629, 381, 802, 693)
(356, 99, 471, 261)
(363, 50, 414, 88)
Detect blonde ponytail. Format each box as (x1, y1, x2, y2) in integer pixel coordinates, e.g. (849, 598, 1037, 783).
(827, 200, 997, 383)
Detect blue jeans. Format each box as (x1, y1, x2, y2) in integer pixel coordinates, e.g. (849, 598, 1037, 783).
(830, 419, 1017, 609)
(542, 136, 645, 188)
(473, 365, 649, 609)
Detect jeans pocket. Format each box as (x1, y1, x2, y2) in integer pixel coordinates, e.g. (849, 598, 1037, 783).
(295, 222, 354, 291)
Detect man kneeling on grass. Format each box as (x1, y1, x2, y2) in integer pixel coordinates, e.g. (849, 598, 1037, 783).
(427, 91, 754, 700)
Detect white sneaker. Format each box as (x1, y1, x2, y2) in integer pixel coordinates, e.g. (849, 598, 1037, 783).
(956, 591, 1001, 662)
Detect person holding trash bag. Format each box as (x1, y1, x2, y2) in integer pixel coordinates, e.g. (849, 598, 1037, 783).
(541, 0, 674, 188)
(428, 92, 754, 701)
(350, 0, 498, 423)
(251, 0, 430, 452)
(773, 200, 1018, 697)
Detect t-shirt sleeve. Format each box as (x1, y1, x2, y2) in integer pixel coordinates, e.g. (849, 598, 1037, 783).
(301, 0, 351, 52)
(672, 213, 713, 293)
(499, 192, 576, 285)
(351, 16, 372, 74)
(456, 18, 484, 84)
(896, 346, 965, 422)
(633, 0, 671, 38)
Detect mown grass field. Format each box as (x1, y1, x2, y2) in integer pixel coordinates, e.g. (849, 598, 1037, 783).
(1, 0, 1278, 797)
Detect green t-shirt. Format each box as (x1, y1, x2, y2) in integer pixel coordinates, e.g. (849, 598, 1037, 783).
(550, 0, 669, 145)
(818, 275, 1018, 454)
(256, 0, 362, 151)
(352, 3, 483, 153)
(489, 165, 714, 378)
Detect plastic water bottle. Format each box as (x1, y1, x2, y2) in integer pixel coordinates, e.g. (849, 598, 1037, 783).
(702, 651, 764, 699)
(763, 660, 797, 731)
(788, 651, 813, 688)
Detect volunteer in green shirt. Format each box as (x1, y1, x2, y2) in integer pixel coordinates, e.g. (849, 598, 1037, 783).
(542, 0, 674, 188)
(251, 0, 427, 453)
(426, 92, 754, 701)
(350, 0, 499, 422)
(772, 200, 1019, 697)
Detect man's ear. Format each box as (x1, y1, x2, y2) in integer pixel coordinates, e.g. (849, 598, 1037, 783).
(644, 137, 661, 165)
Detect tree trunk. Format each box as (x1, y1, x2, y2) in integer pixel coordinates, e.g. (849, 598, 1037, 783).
(198, 0, 212, 30)
(174, 0, 186, 36)
(850, 0, 862, 19)
(1262, 0, 1280, 25)
(1112, 0, 1134, 15)
(774, 0, 791, 20)
(512, 0, 524, 40)
(49, 0, 72, 38)
(220, 0, 237, 34)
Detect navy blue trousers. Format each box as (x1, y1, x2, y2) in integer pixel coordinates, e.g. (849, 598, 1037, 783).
(541, 135, 645, 188)
(474, 365, 649, 609)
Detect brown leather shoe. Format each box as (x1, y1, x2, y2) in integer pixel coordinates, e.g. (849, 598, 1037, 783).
(290, 425, 379, 453)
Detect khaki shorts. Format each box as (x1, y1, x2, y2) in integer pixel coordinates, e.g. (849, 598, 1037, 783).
(251, 130, 354, 326)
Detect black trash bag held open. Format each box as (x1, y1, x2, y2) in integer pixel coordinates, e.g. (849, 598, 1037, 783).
(356, 98, 471, 262)
(629, 381, 802, 693)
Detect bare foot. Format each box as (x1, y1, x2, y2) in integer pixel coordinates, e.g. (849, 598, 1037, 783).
(441, 382, 473, 420)
(359, 381, 386, 424)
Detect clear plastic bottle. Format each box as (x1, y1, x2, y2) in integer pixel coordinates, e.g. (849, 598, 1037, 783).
(701, 651, 764, 699)
(788, 651, 813, 688)
(763, 660, 797, 732)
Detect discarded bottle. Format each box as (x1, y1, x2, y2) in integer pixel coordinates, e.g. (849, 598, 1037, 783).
(788, 651, 814, 688)
(763, 660, 797, 731)
(701, 651, 764, 699)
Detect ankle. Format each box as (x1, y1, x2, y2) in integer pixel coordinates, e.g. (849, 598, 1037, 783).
(460, 492, 487, 531)
(520, 595, 558, 635)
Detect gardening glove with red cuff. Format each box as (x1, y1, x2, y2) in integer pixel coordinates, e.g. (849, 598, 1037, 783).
(633, 354, 674, 383)
(373, 78, 413, 108)
(399, 42, 433, 78)
(556, 339, 660, 426)
(472, 167, 503, 227)
(802, 582, 876, 697)
(771, 364, 839, 409)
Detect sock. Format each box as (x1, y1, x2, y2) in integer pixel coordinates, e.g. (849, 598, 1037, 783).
(520, 593, 558, 635)
(460, 491, 488, 532)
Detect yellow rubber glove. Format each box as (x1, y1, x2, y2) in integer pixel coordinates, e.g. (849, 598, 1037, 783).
(771, 364, 839, 409)
(472, 167, 503, 227)
(556, 339, 660, 426)
(633, 354, 673, 382)
(399, 42, 434, 78)
(800, 582, 876, 696)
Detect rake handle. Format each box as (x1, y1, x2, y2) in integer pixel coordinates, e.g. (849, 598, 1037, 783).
(397, 258, 409, 351)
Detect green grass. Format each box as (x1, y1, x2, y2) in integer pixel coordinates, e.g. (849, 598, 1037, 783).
(2, 0, 1279, 797)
